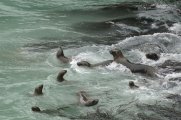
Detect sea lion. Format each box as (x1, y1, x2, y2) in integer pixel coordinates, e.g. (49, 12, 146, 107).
(31, 106, 68, 117)
(146, 53, 160, 61)
(110, 48, 156, 77)
(129, 81, 139, 89)
(34, 84, 43, 96)
(56, 47, 71, 63)
(57, 70, 67, 82)
(78, 91, 99, 107)
(77, 60, 113, 67)
(32, 106, 41, 112)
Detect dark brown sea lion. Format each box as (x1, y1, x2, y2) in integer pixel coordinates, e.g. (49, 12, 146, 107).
(110, 48, 156, 77)
(56, 47, 71, 63)
(78, 91, 99, 107)
(31, 106, 67, 117)
(34, 84, 43, 96)
(57, 70, 67, 82)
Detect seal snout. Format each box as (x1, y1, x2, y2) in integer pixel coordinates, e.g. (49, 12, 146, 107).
(109, 49, 115, 55)
(110, 48, 124, 58)
(62, 70, 67, 75)
(39, 84, 43, 90)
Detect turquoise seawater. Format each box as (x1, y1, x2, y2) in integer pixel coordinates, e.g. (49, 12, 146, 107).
(0, 0, 181, 120)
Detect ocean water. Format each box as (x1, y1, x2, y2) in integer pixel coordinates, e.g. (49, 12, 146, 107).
(0, 0, 181, 120)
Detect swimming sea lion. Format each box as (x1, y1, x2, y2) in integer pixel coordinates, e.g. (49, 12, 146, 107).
(77, 60, 113, 67)
(110, 48, 156, 77)
(31, 106, 67, 117)
(57, 70, 67, 82)
(31, 106, 82, 118)
(32, 106, 41, 112)
(78, 91, 99, 107)
(146, 53, 160, 61)
(129, 81, 139, 89)
(34, 84, 43, 96)
(56, 47, 71, 63)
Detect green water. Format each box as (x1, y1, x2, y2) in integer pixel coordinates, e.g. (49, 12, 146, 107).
(0, 0, 181, 120)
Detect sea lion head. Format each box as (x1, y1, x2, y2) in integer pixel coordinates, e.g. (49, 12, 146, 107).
(129, 81, 135, 87)
(31, 106, 41, 112)
(57, 70, 67, 82)
(146, 53, 160, 61)
(85, 99, 99, 106)
(91, 99, 99, 105)
(34, 84, 43, 95)
(109, 49, 124, 59)
(129, 81, 139, 89)
(56, 47, 64, 58)
(77, 61, 91, 67)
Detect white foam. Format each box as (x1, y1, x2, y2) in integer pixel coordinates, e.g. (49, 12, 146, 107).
(151, 23, 159, 29)
(70, 58, 91, 74)
(165, 73, 181, 81)
(115, 23, 141, 33)
(106, 62, 131, 73)
(169, 23, 181, 35)
(117, 33, 180, 48)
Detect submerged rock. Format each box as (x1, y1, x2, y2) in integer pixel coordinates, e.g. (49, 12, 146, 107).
(136, 103, 181, 120)
(166, 94, 181, 102)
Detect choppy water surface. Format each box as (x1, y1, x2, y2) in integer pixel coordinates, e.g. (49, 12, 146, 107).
(0, 0, 181, 120)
